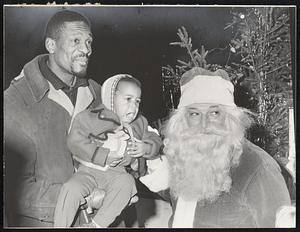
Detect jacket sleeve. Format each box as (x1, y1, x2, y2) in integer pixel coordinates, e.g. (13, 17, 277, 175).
(67, 112, 110, 167)
(139, 116, 163, 160)
(4, 95, 62, 217)
(244, 162, 291, 227)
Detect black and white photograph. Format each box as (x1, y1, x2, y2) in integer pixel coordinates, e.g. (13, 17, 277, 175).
(3, 4, 296, 228)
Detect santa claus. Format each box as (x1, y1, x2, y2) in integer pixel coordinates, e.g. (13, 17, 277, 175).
(140, 67, 291, 228)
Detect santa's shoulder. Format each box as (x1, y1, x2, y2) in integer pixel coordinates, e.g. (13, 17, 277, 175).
(232, 140, 281, 189)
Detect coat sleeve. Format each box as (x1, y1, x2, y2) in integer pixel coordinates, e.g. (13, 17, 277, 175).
(244, 162, 291, 227)
(139, 116, 163, 160)
(67, 112, 110, 167)
(4, 93, 62, 215)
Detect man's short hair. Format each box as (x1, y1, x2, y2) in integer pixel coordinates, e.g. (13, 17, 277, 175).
(45, 10, 91, 40)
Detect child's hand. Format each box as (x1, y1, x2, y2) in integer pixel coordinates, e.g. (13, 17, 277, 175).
(127, 140, 151, 158)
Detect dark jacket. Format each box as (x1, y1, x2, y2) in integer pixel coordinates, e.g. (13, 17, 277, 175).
(164, 140, 291, 228)
(4, 54, 102, 223)
(67, 104, 163, 176)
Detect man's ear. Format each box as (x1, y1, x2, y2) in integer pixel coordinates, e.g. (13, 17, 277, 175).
(45, 37, 56, 54)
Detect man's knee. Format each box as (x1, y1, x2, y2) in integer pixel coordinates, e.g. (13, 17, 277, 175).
(62, 179, 87, 199)
(62, 173, 96, 198)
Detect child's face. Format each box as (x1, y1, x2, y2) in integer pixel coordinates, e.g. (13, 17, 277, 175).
(114, 81, 141, 124)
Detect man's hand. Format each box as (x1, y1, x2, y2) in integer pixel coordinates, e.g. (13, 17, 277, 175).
(127, 139, 152, 158)
(107, 151, 124, 167)
(102, 129, 129, 152)
(102, 127, 129, 167)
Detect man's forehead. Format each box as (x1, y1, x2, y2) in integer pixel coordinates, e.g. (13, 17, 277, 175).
(61, 21, 92, 35)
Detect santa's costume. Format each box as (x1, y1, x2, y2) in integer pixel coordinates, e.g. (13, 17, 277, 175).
(140, 67, 291, 228)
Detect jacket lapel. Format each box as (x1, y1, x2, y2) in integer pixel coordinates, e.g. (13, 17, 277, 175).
(68, 86, 94, 133)
(47, 81, 74, 116)
(47, 82, 94, 134)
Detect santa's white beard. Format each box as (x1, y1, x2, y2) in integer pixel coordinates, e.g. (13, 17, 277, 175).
(166, 129, 243, 203)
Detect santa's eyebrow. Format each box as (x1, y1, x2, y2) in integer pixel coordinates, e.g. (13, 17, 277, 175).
(187, 107, 199, 111)
(208, 105, 221, 109)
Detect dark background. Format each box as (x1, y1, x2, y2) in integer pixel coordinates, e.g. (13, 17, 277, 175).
(3, 6, 293, 122)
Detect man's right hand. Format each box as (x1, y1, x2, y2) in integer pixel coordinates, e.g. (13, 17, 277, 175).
(102, 129, 129, 152)
(103, 127, 129, 167)
(106, 151, 124, 167)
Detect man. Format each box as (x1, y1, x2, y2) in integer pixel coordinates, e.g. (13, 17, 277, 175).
(140, 67, 291, 228)
(4, 10, 102, 227)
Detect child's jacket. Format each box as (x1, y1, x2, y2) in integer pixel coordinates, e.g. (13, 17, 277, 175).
(68, 74, 162, 176)
(67, 104, 162, 176)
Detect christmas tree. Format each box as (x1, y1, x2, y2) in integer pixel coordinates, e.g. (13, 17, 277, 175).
(161, 7, 293, 160)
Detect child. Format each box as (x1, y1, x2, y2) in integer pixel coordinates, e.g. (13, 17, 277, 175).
(53, 74, 162, 228)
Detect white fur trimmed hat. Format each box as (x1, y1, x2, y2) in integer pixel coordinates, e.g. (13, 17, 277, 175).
(177, 67, 236, 108)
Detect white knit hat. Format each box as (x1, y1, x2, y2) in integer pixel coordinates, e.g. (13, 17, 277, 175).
(177, 67, 236, 108)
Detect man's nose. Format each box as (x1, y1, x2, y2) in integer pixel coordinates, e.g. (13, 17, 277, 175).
(129, 101, 138, 111)
(79, 42, 91, 55)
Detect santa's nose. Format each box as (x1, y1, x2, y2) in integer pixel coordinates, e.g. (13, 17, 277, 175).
(198, 115, 208, 132)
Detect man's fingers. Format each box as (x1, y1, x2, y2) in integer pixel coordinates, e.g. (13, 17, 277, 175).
(114, 130, 130, 141)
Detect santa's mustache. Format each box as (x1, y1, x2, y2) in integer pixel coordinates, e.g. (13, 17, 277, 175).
(181, 126, 230, 139)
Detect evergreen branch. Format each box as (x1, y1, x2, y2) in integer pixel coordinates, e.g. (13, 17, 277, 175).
(265, 64, 288, 76)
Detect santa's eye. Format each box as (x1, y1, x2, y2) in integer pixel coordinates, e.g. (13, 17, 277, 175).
(189, 112, 199, 116)
(210, 110, 219, 116)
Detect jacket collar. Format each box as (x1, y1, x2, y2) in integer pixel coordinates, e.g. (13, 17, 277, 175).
(23, 54, 96, 103)
(23, 54, 50, 102)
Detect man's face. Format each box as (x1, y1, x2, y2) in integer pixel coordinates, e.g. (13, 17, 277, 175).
(114, 81, 141, 124)
(52, 21, 93, 78)
(185, 103, 227, 134)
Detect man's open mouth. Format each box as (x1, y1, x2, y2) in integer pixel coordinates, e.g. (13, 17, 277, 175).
(74, 57, 88, 65)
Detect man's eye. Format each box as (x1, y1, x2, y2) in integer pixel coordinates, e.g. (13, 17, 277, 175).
(86, 40, 92, 45)
(74, 38, 80, 44)
(126, 97, 132, 102)
(136, 99, 141, 104)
